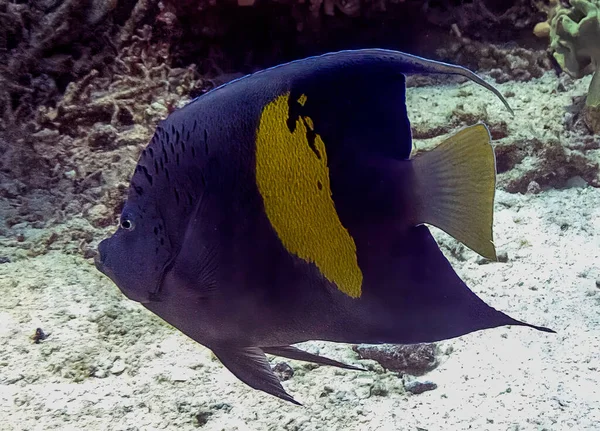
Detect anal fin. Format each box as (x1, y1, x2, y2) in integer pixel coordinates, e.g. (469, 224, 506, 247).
(263, 345, 365, 371)
(211, 346, 301, 405)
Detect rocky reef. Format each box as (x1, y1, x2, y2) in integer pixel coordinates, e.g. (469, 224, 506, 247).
(0, 0, 597, 260)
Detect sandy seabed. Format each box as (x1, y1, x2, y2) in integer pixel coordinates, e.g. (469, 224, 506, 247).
(1, 71, 599, 431)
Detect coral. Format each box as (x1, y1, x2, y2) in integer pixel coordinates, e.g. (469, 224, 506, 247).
(495, 139, 600, 192)
(0, 0, 173, 237)
(437, 39, 552, 83)
(549, 0, 600, 132)
(39, 25, 202, 134)
(0, 0, 578, 250)
(39, 23, 207, 219)
(0, 19, 208, 250)
(0, 0, 118, 130)
(424, 0, 544, 36)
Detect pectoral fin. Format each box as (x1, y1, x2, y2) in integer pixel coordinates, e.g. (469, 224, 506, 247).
(263, 345, 365, 371)
(211, 346, 301, 405)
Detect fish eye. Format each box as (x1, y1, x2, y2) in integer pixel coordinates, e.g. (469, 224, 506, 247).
(120, 218, 135, 231)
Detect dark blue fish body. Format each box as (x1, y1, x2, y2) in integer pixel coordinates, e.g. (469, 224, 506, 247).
(96, 49, 552, 404)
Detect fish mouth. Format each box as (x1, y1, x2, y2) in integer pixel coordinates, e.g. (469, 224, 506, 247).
(94, 253, 105, 273)
(94, 252, 116, 283)
(93, 243, 118, 285)
(95, 239, 109, 275)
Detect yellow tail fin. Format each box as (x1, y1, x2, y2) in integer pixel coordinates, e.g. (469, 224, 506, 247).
(412, 124, 497, 260)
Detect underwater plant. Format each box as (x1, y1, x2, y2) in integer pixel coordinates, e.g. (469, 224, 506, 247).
(549, 0, 600, 133)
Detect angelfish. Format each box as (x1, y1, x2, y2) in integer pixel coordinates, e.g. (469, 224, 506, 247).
(95, 49, 553, 404)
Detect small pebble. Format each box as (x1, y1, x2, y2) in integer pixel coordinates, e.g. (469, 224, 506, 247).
(110, 360, 126, 375)
(354, 377, 375, 399)
(87, 204, 112, 228)
(170, 367, 194, 382)
(404, 380, 437, 394)
(355, 386, 372, 399)
(476, 256, 490, 265)
(31, 328, 48, 344)
(195, 410, 213, 427)
(477, 250, 508, 264)
(88, 124, 118, 149)
(566, 176, 588, 188)
(497, 250, 509, 263)
(83, 248, 97, 259)
(533, 21, 550, 38)
(273, 362, 294, 381)
(93, 369, 107, 378)
(211, 402, 232, 413)
(371, 383, 388, 397)
(0, 256, 10, 264)
(526, 180, 541, 194)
